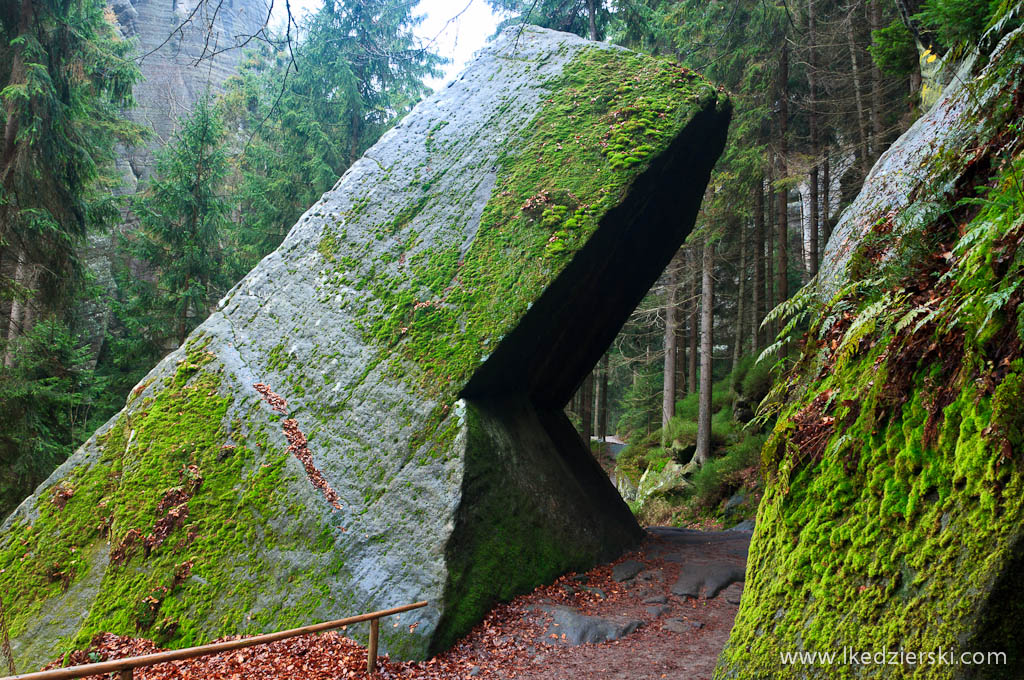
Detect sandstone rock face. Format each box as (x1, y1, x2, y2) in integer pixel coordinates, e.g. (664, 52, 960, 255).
(718, 24, 1024, 680)
(0, 26, 728, 668)
(115, 0, 269, 186)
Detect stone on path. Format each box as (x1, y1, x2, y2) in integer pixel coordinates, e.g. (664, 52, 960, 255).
(672, 563, 746, 599)
(544, 606, 644, 645)
(612, 559, 645, 582)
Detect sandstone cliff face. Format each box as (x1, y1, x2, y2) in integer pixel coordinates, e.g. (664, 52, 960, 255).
(114, 0, 268, 188)
(718, 21, 1024, 680)
(1, 27, 729, 668)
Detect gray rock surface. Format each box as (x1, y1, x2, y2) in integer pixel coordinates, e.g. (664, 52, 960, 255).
(672, 563, 746, 599)
(612, 559, 644, 582)
(0, 26, 729, 669)
(664, 617, 701, 633)
(544, 606, 644, 645)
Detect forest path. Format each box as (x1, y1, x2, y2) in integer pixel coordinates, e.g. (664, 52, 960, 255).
(468, 526, 751, 679)
(40, 528, 750, 680)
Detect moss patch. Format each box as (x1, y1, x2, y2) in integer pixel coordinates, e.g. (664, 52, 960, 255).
(0, 340, 342, 663)
(718, 43, 1024, 677)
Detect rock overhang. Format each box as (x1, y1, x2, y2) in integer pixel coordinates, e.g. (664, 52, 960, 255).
(0, 25, 730, 668)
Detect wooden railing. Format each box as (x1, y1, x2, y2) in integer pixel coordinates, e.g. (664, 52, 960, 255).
(0, 601, 428, 680)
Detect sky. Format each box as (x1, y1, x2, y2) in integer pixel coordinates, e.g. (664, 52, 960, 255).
(273, 0, 503, 91)
(413, 0, 503, 90)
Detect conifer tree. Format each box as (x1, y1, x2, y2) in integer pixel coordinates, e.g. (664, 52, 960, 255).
(123, 96, 230, 351)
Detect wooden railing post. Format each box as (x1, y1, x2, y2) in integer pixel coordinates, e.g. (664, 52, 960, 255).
(367, 617, 379, 675)
(117, 670, 133, 680)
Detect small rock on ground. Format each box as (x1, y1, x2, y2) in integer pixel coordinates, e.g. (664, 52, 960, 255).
(663, 618, 702, 633)
(643, 594, 668, 604)
(646, 605, 672, 618)
(612, 559, 645, 582)
(544, 606, 644, 645)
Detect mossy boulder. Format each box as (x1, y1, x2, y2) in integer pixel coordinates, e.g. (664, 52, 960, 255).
(1, 26, 729, 668)
(717, 22, 1024, 680)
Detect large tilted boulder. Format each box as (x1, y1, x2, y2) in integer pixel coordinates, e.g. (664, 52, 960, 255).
(718, 20, 1024, 680)
(0, 26, 729, 668)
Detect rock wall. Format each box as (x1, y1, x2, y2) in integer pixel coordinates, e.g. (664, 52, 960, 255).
(1, 27, 729, 669)
(77, 0, 268, 365)
(718, 20, 1024, 680)
(113, 0, 269, 188)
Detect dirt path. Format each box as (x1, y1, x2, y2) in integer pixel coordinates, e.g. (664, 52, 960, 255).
(462, 526, 752, 680)
(47, 528, 751, 680)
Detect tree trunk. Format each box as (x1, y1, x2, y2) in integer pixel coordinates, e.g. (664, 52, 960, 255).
(687, 247, 698, 394)
(822, 152, 832, 244)
(777, 188, 788, 306)
(581, 372, 593, 447)
(675, 322, 687, 397)
(753, 178, 765, 350)
(847, 19, 872, 177)
(3, 249, 29, 367)
(808, 0, 820, 278)
(586, 0, 598, 40)
(598, 354, 609, 441)
(766, 178, 775, 338)
(694, 240, 714, 466)
(662, 258, 678, 440)
(733, 223, 746, 368)
(776, 40, 789, 304)
(868, 0, 884, 156)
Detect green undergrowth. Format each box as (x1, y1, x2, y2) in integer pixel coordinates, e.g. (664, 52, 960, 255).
(718, 43, 1024, 677)
(0, 338, 341, 664)
(616, 355, 771, 526)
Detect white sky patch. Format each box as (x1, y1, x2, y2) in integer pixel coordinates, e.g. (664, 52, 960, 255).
(413, 0, 502, 90)
(270, 0, 502, 91)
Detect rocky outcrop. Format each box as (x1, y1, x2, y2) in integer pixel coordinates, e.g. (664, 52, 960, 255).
(0, 26, 729, 669)
(115, 0, 268, 186)
(718, 19, 1024, 680)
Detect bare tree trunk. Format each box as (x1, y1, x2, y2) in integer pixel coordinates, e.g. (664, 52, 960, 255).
(776, 41, 790, 306)
(868, 0, 884, 155)
(733, 223, 746, 368)
(4, 250, 32, 367)
(694, 240, 714, 466)
(753, 178, 765, 350)
(598, 354, 609, 441)
(581, 372, 594, 447)
(687, 247, 698, 394)
(808, 0, 820, 278)
(847, 16, 872, 177)
(766, 179, 775, 338)
(777, 188, 789, 308)
(587, 0, 598, 40)
(662, 258, 678, 439)
(675, 322, 687, 397)
(822, 154, 832, 244)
